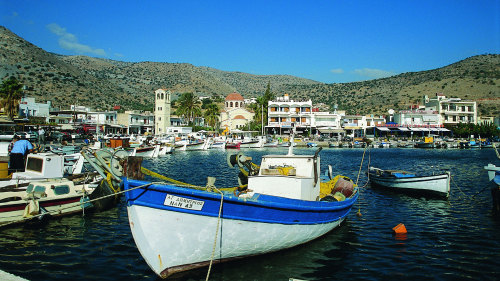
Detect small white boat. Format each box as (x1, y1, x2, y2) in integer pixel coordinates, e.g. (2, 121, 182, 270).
(0, 178, 105, 227)
(176, 141, 206, 151)
(130, 146, 158, 157)
(368, 167, 451, 197)
(0, 152, 86, 189)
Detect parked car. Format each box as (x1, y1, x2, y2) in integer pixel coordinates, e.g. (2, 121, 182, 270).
(48, 131, 72, 142)
(0, 131, 15, 141)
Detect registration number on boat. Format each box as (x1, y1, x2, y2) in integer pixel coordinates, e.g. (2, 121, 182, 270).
(163, 194, 204, 211)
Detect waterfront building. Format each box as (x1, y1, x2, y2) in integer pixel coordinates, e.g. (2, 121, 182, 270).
(267, 94, 313, 135)
(394, 109, 441, 127)
(18, 96, 51, 118)
(220, 92, 254, 132)
(117, 110, 154, 135)
(424, 93, 478, 125)
(87, 111, 122, 135)
(154, 89, 172, 135)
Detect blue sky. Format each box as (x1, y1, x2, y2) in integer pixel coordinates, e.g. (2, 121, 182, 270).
(1, 0, 499, 83)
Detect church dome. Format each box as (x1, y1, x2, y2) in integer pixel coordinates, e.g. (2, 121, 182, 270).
(225, 92, 244, 101)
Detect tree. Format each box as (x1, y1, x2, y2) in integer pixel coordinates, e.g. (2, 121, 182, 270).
(175, 92, 201, 126)
(248, 82, 275, 131)
(0, 77, 24, 119)
(204, 103, 220, 129)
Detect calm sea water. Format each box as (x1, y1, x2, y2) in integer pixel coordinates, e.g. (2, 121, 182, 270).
(1, 148, 499, 281)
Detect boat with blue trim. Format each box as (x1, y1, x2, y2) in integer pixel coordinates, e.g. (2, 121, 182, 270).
(121, 146, 358, 278)
(368, 166, 451, 198)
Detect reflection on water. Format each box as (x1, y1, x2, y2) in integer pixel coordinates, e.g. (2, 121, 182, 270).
(0, 148, 499, 280)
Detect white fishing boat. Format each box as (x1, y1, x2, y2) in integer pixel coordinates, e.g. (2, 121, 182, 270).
(176, 140, 207, 151)
(0, 177, 110, 227)
(129, 145, 159, 157)
(121, 144, 358, 278)
(368, 166, 451, 197)
(0, 152, 86, 189)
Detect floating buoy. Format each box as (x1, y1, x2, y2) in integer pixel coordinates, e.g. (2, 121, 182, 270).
(392, 223, 407, 235)
(356, 208, 362, 216)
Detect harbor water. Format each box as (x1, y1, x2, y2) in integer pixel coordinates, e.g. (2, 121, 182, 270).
(1, 148, 499, 280)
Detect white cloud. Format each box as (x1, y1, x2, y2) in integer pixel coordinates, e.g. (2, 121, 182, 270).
(353, 68, 396, 79)
(330, 68, 344, 74)
(46, 23, 106, 56)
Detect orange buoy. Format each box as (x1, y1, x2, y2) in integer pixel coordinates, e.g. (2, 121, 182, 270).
(392, 223, 407, 235)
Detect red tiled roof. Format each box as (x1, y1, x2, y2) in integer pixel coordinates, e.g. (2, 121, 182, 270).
(225, 92, 244, 101)
(233, 115, 246, 120)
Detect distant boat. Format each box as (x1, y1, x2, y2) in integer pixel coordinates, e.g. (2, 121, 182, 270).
(225, 142, 241, 149)
(368, 167, 451, 198)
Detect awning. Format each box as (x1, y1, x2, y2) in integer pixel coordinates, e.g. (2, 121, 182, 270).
(397, 127, 410, 131)
(409, 128, 421, 131)
(376, 127, 390, 131)
(420, 128, 430, 131)
(437, 128, 450, 132)
(319, 128, 345, 134)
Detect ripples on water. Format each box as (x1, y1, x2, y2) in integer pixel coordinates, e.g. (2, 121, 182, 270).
(1, 148, 499, 281)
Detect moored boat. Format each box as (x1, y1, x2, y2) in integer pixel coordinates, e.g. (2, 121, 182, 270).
(0, 177, 113, 227)
(225, 142, 241, 149)
(368, 166, 451, 198)
(122, 146, 358, 278)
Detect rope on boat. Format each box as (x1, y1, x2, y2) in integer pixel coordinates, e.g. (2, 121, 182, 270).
(205, 186, 224, 281)
(140, 167, 241, 192)
(1, 182, 152, 228)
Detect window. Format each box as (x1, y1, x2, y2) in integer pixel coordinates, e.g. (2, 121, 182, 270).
(54, 185, 70, 195)
(26, 157, 43, 173)
(230, 102, 233, 107)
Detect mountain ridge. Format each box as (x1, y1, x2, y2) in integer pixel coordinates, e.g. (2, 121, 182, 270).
(1, 26, 498, 116)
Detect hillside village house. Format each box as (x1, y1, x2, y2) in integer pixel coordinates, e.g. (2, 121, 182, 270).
(220, 92, 254, 132)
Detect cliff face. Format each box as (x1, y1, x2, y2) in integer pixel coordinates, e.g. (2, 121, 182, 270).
(1, 26, 499, 115)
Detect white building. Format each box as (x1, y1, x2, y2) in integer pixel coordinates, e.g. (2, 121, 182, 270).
(267, 94, 313, 135)
(18, 97, 51, 118)
(424, 93, 478, 125)
(394, 109, 441, 127)
(154, 89, 172, 135)
(117, 110, 154, 135)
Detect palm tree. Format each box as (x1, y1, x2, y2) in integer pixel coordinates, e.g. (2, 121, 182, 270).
(0, 77, 23, 120)
(204, 103, 220, 129)
(175, 92, 202, 126)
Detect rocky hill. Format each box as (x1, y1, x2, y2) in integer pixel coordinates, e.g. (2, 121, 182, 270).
(1, 26, 499, 116)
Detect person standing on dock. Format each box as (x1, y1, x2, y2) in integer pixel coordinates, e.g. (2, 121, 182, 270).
(38, 126, 45, 145)
(9, 135, 33, 172)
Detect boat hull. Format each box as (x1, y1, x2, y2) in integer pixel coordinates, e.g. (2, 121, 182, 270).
(124, 178, 357, 278)
(369, 171, 451, 197)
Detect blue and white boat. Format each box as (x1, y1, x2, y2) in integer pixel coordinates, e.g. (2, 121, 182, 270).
(368, 166, 451, 198)
(484, 143, 500, 212)
(122, 147, 358, 278)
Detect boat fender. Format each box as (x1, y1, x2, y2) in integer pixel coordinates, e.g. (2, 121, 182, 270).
(23, 199, 40, 218)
